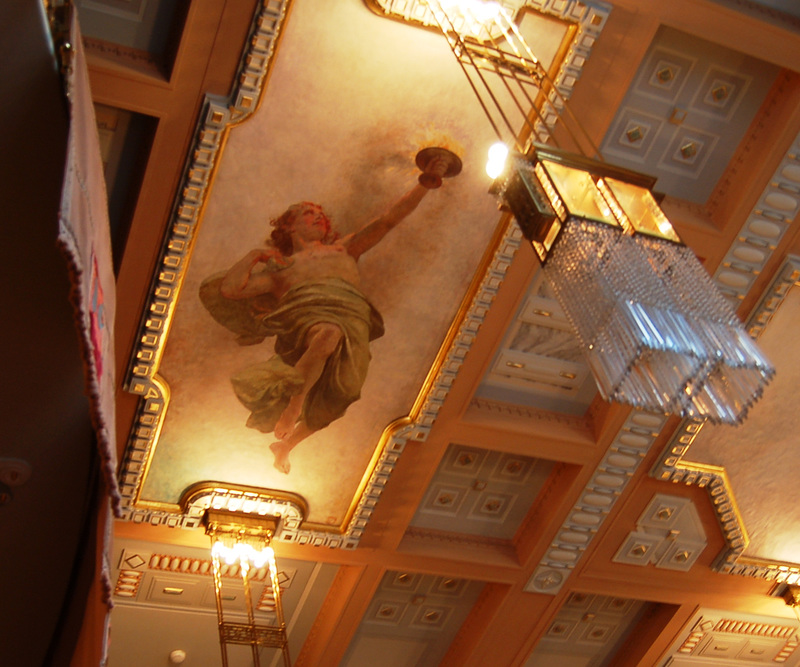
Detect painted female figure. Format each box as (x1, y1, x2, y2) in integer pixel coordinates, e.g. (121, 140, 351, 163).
(201, 154, 455, 473)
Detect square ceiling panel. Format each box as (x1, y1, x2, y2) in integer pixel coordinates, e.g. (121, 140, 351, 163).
(600, 26, 779, 203)
(525, 592, 651, 667)
(409, 442, 554, 539)
(341, 570, 484, 667)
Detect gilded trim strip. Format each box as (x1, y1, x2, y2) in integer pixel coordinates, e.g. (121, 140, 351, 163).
(119, 0, 293, 527)
(711, 130, 800, 306)
(652, 255, 800, 577)
(525, 410, 667, 594)
(118, 0, 611, 548)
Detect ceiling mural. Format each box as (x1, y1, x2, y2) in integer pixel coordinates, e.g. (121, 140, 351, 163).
(119, 0, 605, 545)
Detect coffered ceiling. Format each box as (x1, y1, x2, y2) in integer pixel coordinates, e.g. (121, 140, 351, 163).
(11, 0, 800, 665)
(599, 25, 779, 203)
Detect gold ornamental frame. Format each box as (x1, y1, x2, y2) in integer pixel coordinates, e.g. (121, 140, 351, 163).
(652, 255, 800, 581)
(117, 0, 612, 547)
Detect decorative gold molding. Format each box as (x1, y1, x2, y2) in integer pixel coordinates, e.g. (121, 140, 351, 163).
(114, 569, 143, 599)
(180, 482, 307, 536)
(118, 0, 293, 528)
(117, 0, 611, 548)
(526, 410, 667, 594)
(710, 126, 800, 306)
(714, 617, 797, 637)
(467, 396, 590, 429)
(652, 255, 800, 579)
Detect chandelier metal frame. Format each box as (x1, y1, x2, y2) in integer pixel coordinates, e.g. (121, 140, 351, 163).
(425, 0, 774, 424)
(204, 510, 291, 667)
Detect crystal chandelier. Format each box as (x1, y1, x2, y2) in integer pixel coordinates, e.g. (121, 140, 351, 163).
(425, 0, 773, 424)
(204, 510, 291, 666)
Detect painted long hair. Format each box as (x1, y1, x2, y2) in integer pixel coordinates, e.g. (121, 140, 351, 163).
(268, 202, 339, 255)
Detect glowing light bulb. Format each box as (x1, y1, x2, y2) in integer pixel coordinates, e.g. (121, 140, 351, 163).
(252, 546, 274, 569)
(486, 142, 509, 179)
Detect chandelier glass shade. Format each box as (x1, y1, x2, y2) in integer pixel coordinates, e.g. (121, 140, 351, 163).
(425, 0, 774, 424)
(496, 149, 774, 424)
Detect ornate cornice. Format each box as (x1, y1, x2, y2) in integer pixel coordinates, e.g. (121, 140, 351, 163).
(468, 396, 590, 429)
(652, 256, 800, 579)
(710, 126, 800, 305)
(525, 410, 667, 595)
(119, 0, 293, 530)
(118, 0, 610, 548)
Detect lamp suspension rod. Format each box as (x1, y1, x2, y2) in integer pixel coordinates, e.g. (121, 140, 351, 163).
(210, 536, 231, 667)
(484, 50, 556, 150)
(455, 45, 510, 146)
(239, 558, 262, 666)
(268, 552, 292, 666)
(471, 5, 563, 151)
(495, 7, 604, 160)
(427, 0, 527, 151)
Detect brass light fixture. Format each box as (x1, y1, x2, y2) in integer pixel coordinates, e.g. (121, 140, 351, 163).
(203, 510, 291, 667)
(425, 0, 773, 424)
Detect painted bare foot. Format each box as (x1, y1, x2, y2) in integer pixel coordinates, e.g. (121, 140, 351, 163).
(274, 398, 303, 440)
(269, 441, 292, 474)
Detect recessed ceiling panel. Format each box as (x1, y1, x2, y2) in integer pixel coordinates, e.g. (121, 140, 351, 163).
(409, 442, 554, 539)
(341, 570, 484, 667)
(600, 26, 779, 203)
(525, 592, 649, 667)
(477, 273, 596, 415)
